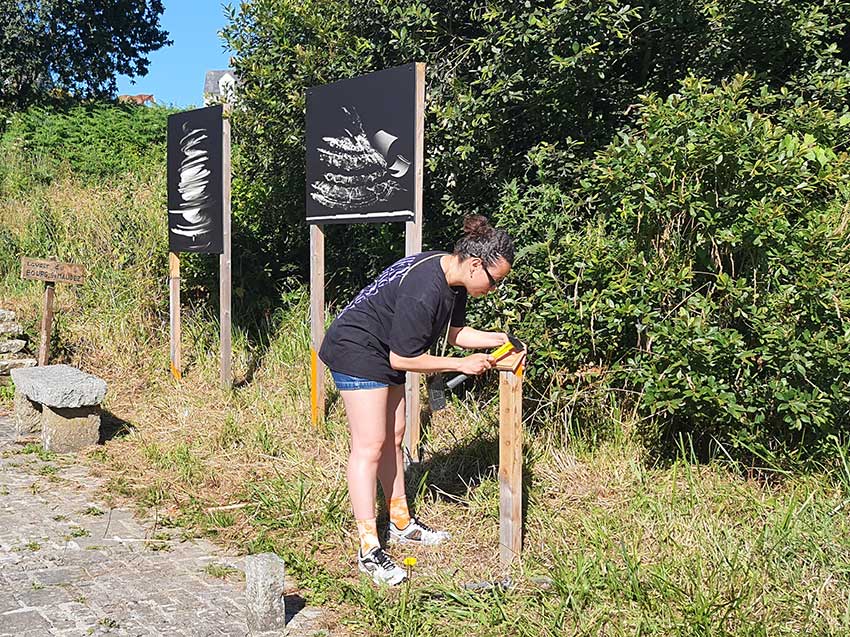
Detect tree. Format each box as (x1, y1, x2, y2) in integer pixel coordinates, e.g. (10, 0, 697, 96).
(0, 0, 170, 109)
(222, 0, 850, 290)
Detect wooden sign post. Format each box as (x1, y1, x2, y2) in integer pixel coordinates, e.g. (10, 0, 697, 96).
(403, 62, 425, 462)
(20, 257, 86, 366)
(310, 225, 325, 425)
(497, 353, 524, 567)
(220, 105, 233, 389)
(169, 253, 181, 380)
(166, 104, 230, 385)
(306, 63, 425, 431)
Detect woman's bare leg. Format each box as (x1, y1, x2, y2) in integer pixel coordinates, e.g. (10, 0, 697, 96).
(340, 387, 389, 521)
(377, 384, 407, 503)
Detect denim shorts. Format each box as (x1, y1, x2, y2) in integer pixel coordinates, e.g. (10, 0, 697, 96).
(330, 370, 388, 391)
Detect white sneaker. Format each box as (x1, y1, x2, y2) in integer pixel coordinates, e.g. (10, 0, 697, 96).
(358, 547, 407, 586)
(389, 516, 450, 546)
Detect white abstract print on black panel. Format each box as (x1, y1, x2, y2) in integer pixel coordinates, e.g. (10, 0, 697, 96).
(306, 64, 417, 225)
(167, 105, 224, 254)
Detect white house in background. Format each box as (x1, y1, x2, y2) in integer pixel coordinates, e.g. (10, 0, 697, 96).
(204, 70, 238, 106)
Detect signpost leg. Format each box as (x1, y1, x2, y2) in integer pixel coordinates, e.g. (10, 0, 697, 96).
(403, 62, 426, 463)
(220, 106, 233, 389)
(37, 282, 55, 366)
(310, 224, 326, 426)
(499, 366, 523, 567)
(169, 252, 182, 380)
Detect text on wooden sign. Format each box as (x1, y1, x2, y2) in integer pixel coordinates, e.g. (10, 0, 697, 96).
(21, 257, 86, 285)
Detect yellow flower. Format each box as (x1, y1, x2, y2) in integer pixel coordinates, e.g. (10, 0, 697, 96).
(403, 556, 417, 567)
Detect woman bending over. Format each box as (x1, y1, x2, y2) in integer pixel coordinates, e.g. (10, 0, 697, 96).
(319, 215, 515, 585)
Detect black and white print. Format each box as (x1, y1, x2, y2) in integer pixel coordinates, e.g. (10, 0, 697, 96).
(167, 105, 224, 253)
(306, 64, 417, 224)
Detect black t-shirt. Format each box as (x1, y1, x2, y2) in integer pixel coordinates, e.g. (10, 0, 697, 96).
(319, 251, 468, 385)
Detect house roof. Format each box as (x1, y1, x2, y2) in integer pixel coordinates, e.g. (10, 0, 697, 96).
(204, 70, 237, 94)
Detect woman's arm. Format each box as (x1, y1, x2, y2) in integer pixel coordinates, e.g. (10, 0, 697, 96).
(448, 326, 509, 349)
(389, 351, 495, 375)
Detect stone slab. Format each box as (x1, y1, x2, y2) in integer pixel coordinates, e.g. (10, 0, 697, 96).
(245, 553, 286, 634)
(41, 405, 100, 453)
(0, 321, 22, 336)
(0, 309, 14, 321)
(14, 391, 41, 436)
(10, 365, 106, 408)
(0, 339, 26, 355)
(0, 358, 36, 374)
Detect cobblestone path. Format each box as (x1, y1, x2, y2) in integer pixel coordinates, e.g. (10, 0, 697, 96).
(0, 412, 330, 636)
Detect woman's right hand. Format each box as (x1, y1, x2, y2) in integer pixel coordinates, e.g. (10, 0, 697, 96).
(457, 353, 495, 376)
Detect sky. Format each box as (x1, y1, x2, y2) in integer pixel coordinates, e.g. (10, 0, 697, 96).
(115, 1, 233, 109)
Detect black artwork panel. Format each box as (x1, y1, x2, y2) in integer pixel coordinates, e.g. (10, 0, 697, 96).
(168, 105, 224, 253)
(306, 64, 417, 225)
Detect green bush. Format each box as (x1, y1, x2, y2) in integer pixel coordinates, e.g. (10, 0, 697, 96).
(222, 0, 850, 293)
(498, 72, 850, 463)
(220, 1, 850, 461)
(0, 102, 175, 191)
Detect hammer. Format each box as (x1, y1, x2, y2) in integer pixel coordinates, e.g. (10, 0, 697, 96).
(446, 333, 525, 389)
(427, 334, 525, 411)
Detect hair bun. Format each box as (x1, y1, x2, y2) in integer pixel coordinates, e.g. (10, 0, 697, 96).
(463, 214, 492, 239)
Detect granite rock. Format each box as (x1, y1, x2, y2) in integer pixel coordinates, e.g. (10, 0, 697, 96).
(14, 390, 42, 436)
(0, 320, 23, 336)
(245, 552, 286, 634)
(41, 404, 100, 452)
(0, 358, 36, 374)
(10, 364, 106, 408)
(0, 339, 26, 354)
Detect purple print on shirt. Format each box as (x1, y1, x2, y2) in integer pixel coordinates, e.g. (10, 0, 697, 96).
(338, 255, 418, 317)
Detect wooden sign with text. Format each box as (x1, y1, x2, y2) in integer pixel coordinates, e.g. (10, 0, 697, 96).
(21, 258, 86, 285)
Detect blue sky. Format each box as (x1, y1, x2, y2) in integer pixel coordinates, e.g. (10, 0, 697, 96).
(116, 1, 233, 109)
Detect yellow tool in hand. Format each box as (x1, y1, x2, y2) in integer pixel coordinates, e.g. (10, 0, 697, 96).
(445, 333, 525, 390)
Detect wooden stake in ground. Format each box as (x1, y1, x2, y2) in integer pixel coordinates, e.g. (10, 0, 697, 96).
(37, 282, 55, 366)
(20, 257, 86, 366)
(403, 61, 426, 462)
(310, 224, 325, 426)
(169, 252, 181, 380)
(220, 105, 233, 389)
(497, 355, 524, 567)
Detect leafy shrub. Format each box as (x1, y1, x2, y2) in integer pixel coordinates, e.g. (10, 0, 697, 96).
(220, 1, 850, 461)
(498, 72, 850, 463)
(0, 103, 175, 190)
(222, 0, 850, 297)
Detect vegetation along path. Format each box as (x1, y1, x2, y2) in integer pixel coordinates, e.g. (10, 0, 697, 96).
(0, 412, 328, 637)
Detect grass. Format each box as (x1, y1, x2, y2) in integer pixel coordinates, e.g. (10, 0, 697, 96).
(21, 443, 56, 462)
(3, 158, 850, 637)
(203, 562, 243, 579)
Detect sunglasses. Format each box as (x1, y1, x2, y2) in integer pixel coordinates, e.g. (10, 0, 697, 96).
(472, 256, 501, 289)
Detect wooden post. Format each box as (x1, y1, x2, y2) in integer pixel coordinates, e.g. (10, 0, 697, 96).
(169, 252, 182, 380)
(310, 224, 326, 426)
(220, 105, 233, 389)
(37, 282, 55, 366)
(21, 257, 85, 367)
(498, 362, 523, 567)
(403, 61, 426, 462)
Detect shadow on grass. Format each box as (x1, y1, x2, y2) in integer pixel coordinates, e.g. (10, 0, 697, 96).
(98, 409, 134, 443)
(397, 409, 534, 546)
(284, 594, 311, 625)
